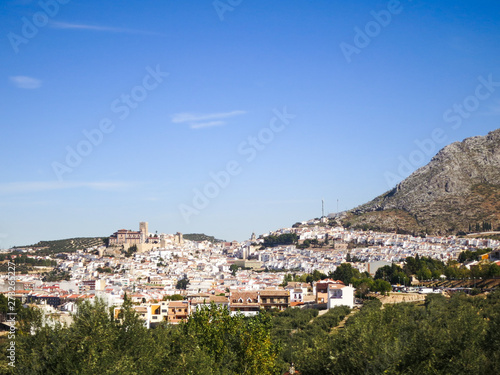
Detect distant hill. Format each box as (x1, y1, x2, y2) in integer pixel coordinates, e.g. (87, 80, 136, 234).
(343, 128, 500, 236)
(15, 237, 106, 254)
(183, 233, 225, 243)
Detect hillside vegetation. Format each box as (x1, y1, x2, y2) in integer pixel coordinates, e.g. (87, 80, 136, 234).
(2, 292, 500, 374)
(15, 237, 105, 255)
(183, 233, 225, 243)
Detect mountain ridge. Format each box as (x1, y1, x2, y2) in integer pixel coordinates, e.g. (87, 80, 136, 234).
(342, 128, 500, 235)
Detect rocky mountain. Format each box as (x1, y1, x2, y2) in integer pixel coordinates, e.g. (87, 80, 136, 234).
(342, 128, 500, 235)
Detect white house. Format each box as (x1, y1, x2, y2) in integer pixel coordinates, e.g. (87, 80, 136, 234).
(327, 283, 355, 309)
(290, 288, 304, 303)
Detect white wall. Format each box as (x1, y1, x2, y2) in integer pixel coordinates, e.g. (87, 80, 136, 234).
(327, 284, 354, 309)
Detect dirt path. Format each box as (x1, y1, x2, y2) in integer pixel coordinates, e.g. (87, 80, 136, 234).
(333, 307, 360, 331)
(377, 292, 427, 304)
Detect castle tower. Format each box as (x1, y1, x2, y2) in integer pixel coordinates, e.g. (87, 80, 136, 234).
(175, 232, 184, 245)
(139, 222, 148, 243)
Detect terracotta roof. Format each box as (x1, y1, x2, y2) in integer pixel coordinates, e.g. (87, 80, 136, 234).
(259, 290, 289, 296)
(231, 291, 258, 303)
(328, 284, 346, 289)
(210, 295, 229, 303)
(187, 292, 211, 298)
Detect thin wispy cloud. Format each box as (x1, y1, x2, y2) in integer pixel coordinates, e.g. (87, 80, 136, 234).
(0, 181, 137, 195)
(172, 110, 246, 129)
(50, 21, 165, 36)
(190, 121, 226, 129)
(10, 76, 42, 89)
(172, 110, 246, 123)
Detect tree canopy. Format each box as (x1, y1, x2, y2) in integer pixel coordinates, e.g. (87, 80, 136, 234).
(262, 233, 298, 248)
(3, 292, 500, 374)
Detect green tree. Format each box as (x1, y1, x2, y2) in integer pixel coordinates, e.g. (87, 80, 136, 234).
(14, 298, 159, 374)
(458, 248, 491, 263)
(176, 277, 190, 290)
(163, 294, 184, 301)
(281, 273, 293, 287)
(124, 244, 138, 258)
(372, 279, 392, 295)
(263, 233, 298, 248)
(375, 263, 410, 284)
(488, 263, 500, 277)
(182, 303, 281, 374)
(296, 294, 494, 375)
(312, 269, 327, 282)
(330, 263, 361, 285)
(230, 264, 239, 276)
(416, 267, 432, 281)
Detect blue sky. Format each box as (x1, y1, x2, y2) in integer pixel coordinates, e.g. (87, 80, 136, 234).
(1, 0, 500, 248)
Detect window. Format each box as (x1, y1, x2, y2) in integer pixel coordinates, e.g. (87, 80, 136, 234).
(330, 289, 343, 299)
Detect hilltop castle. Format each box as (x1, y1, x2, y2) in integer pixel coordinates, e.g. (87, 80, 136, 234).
(108, 222, 183, 253)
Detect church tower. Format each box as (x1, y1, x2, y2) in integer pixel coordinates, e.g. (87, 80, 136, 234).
(139, 222, 148, 243)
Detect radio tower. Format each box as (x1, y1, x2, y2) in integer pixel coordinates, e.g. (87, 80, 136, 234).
(322, 198, 325, 218)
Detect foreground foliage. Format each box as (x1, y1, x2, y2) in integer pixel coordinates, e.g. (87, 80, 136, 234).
(4, 300, 280, 375)
(292, 292, 500, 374)
(2, 292, 500, 374)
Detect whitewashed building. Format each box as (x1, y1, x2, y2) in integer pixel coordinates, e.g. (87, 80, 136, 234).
(327, 283, 354, 309)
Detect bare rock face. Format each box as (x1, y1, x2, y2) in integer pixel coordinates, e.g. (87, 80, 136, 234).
(345, 129, 500, 235)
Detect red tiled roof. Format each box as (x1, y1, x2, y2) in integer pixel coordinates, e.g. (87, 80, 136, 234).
(328, 284, 346, 289)
(230, 291, 258, 303)
(259, 289, 289, 296)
